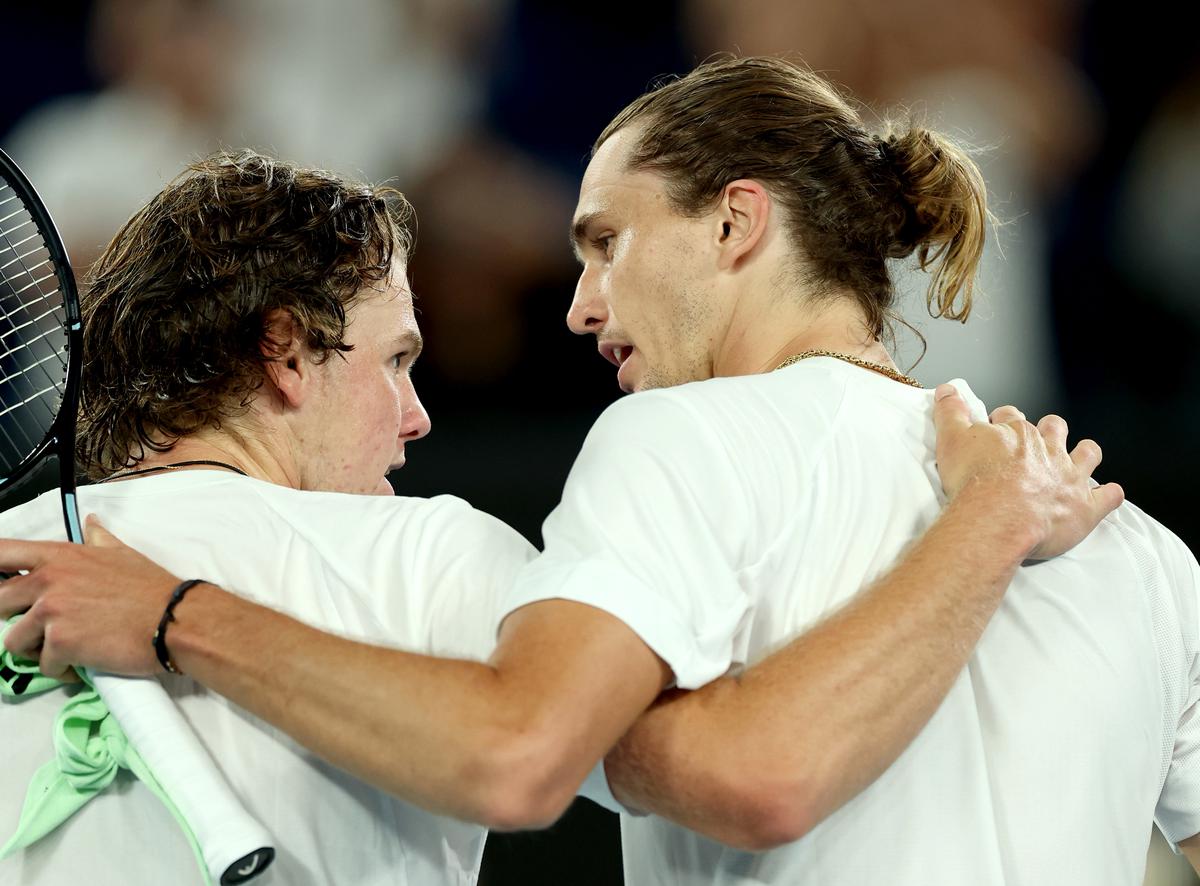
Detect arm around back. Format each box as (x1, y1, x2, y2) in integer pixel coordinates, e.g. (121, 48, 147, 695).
(0, 535, 670, 831)
(604, 390, 1124, 849)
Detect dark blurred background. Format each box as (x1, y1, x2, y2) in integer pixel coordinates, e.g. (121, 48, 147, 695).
(4, 1, 1197, 883)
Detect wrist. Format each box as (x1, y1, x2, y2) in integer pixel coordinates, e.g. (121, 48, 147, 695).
(153, 579, 209, 675)
(157, 581, 234, 677)
(946, 478, 1042, 562)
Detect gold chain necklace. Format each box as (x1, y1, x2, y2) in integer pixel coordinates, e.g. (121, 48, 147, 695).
(774, 350, 922, 388)
(98, 459, 250, 483)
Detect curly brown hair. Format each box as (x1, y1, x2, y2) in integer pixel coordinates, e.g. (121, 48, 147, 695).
(597, 55, 989, 343)
(78, 150, 414, 479)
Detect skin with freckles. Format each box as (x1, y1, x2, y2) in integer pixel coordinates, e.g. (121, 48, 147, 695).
(285, 272, 431, 495)
(87, 266, 433, 498)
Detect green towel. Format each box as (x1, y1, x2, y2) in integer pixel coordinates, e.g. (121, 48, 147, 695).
(1, 616, 213, 884)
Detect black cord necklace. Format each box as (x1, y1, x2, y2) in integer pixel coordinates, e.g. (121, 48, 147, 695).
(98, 459, 250, 484)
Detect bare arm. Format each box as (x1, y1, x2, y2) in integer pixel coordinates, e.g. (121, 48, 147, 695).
(0, 390, 1119, 838)
(603, 390, 1124, 850)
(0, 554, 669, 830)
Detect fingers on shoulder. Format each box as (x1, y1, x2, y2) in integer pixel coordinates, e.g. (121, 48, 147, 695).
(1035, 414, 1069, 447)
(989, 404, 1027, 425)
(1070, 437, 1103, 472)
(1092, 481, 1125, 516)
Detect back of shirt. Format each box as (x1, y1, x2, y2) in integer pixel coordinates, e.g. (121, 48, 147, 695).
(503, 356, 1200, 886)
(0, 472, 536, 886)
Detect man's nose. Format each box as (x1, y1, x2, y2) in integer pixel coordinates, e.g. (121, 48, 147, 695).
(566, 276, 608, 335)
(402, 389, 432, 441)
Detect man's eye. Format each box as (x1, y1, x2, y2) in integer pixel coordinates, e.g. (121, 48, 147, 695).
(593, 236, 614, 257)
(391, 352, 408, 369)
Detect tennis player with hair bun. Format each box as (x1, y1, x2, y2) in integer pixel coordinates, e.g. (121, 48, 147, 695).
(3, 57, 1186, 885)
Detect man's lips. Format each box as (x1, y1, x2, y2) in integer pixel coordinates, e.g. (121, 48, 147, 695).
(598, 342, 634, 368)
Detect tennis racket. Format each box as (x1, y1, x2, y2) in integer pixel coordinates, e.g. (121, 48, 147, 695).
(0, 147, 274, 885)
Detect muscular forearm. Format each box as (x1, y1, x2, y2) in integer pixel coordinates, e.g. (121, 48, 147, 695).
(166, 591, 661, 830)
(0, 532, 667, 831)
(605, 480, 1039, 849)
(165, 587, 548, 826)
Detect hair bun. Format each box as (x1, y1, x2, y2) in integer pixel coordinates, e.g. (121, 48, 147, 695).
(874, 125, 988, 322)
(874, 133, 922, 260)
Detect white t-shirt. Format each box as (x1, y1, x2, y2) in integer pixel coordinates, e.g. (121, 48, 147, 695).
(0, 472, 536, 886)
(500, 357, 1200, 886)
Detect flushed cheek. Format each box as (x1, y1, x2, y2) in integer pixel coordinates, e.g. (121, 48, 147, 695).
(330, 416, 392, 491)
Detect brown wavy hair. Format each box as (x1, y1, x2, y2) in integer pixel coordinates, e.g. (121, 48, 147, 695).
(78, 150, 413, 478)
(596, 55, 990, 343)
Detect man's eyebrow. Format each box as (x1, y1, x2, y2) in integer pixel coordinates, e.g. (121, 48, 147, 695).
(396, 331, 424, 356)
(569, 211, 604, 261)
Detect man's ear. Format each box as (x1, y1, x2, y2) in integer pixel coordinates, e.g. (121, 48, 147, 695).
(714, 179, 771, 272)
(260, 309, 310, 409)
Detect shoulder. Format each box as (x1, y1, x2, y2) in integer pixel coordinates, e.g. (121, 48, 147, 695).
(1104, 501, 1200, 648)
(249, 483, 527, 554)
(586, 368, 849, 452)
(1107, 501, 1199, 579)
(0, 490, 65, 541)
(585, 387, 710, 441)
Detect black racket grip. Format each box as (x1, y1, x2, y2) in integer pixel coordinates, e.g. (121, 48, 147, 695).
(221, 847, 275, 884)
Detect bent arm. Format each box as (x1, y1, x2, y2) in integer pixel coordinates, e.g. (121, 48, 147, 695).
(605, 482, 1031, 849)
(180, 594, 670, 829)
(605, 394, 1123, 850)
(183, 593, 670, 828)
(0, 389, 1118, 842)
(0, 550, 669, 831)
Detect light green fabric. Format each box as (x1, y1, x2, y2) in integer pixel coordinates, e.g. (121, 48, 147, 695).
(0, 622, 61, 698)
(1, 616, 213, 884)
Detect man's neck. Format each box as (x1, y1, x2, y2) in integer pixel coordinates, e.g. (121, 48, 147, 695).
(712, 289, 896, 378)
(113, 429, 301, 488)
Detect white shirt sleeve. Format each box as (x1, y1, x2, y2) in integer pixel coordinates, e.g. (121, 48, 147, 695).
(419, 497, 539, 662)
(344, 494, 537, 664)
(494, 392, 757, 690)
(1155, 540, 1200, 845)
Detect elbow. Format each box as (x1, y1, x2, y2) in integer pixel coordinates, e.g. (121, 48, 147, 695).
(461, 723, 580, 832)
(475, 775, 576, 833)
(725, 790, 817, 851)
(702, 767, 821, 852)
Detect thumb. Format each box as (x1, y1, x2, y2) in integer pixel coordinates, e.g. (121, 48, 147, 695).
(83, 515, 124, 548)
(932, 383, 972, 436)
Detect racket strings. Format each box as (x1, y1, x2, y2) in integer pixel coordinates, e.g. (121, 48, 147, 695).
(0, 234, 53, 277)
(0, 186, 70, 339)
(0, 181, 68, 472)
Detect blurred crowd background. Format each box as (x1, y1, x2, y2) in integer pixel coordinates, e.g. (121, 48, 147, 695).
(5, 1, 1198, 884)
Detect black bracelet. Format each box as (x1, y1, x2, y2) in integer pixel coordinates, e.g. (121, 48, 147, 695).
(152, 579, 207, 675)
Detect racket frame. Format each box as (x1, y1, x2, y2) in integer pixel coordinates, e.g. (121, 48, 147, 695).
(0, 148, 274, 884)
(0, 147, 83, 543)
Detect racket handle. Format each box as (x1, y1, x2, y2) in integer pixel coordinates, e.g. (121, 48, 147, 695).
(89, 671, 275, 884)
